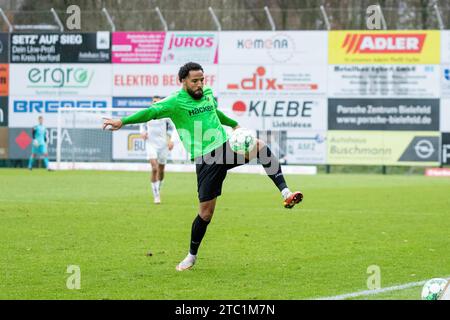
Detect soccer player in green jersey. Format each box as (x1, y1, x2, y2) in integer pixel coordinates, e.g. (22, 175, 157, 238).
(103, 62, 303, 271)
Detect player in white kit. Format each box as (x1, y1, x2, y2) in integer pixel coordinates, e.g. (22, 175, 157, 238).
(140, 96, 175, 204)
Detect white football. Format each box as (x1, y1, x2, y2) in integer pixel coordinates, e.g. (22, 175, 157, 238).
(421, 278, 448, 300)
(229, 128, 257, 155)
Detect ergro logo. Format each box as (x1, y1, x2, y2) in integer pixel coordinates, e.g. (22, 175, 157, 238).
(28, 67, 94, 88)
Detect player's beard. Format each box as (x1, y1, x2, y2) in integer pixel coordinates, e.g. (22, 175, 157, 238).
(187, 87, 203, 100)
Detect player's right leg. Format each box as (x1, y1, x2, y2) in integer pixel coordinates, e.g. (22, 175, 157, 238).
(176, 145, 227, 271)
(176, 198, 216, 271)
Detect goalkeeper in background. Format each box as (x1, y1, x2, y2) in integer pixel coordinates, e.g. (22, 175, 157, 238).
(140, 96, 175, 204)
(103, 62, 303, 271)
(28, 116, 50, 171)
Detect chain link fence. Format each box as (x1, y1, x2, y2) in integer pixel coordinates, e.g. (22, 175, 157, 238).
(0, 3, 449, 32)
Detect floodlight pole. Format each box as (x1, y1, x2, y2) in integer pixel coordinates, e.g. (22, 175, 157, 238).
(0, 8, 13, 32)
(155, 7, 168, 32)
(208, 6, 221, 31)
(102, 8, 116, 32)
(320, 5, 331, 30)
(50, 8, 64, 32)
(433, 2, 445, 30)
(264, 6, 276, 31)
(376, 5, 387, 30)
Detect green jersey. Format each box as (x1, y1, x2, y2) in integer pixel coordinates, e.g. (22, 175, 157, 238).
(121, 87, 238, 159)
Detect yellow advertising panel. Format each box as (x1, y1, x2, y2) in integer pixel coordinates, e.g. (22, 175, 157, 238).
(329, 30, 440, 64)
(327, 131, 440, 166)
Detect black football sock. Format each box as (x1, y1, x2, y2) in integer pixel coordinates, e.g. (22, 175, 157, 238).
(189, 214, 210, 255)
(257, 145, 288, 192)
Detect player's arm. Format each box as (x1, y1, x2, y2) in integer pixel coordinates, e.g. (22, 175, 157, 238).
(31, 127, 39, 147)
(166, 120, 175, 151)
(139, 123, 148, 140)
(211, 95, 239, 130)
(103, 95, 177, 131)
(215, 108, 240, 131)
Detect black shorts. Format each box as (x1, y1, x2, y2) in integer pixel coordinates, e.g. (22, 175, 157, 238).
(195, 141, 250, 202)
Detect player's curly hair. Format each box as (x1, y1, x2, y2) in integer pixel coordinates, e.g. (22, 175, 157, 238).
(178, 62, 204, 82)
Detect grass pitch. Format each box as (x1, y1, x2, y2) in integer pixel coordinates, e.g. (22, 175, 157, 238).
(1, 168, 449, 300)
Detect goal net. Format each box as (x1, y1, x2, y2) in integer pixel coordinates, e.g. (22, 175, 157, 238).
(55, 107, 189, 170)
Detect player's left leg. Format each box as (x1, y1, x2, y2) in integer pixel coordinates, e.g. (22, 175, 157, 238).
(247, 139, 303, 209)
(39, 145, 51, 171)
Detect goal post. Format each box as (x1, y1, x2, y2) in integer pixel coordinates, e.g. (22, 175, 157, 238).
(55, 107, 190, 170)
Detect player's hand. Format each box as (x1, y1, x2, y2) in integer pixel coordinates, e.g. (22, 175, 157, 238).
(168, 140, 174, 151)
(102, 118, 123, 131)
(141, 132, 148, 140)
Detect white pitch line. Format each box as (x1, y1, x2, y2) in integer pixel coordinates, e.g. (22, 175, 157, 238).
(316, 277, 450, 300)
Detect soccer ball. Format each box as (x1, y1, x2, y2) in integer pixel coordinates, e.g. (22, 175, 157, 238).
(229, 128, 257, 155)
(421, 278, 448, 300)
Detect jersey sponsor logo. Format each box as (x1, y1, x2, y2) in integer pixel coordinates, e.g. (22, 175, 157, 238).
(13, 100, 107, 113)
(342, 33, 426, 54)
(188, 105, 214, 117)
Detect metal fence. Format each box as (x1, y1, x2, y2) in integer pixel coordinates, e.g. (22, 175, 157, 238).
(1, 5, 450, 32)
